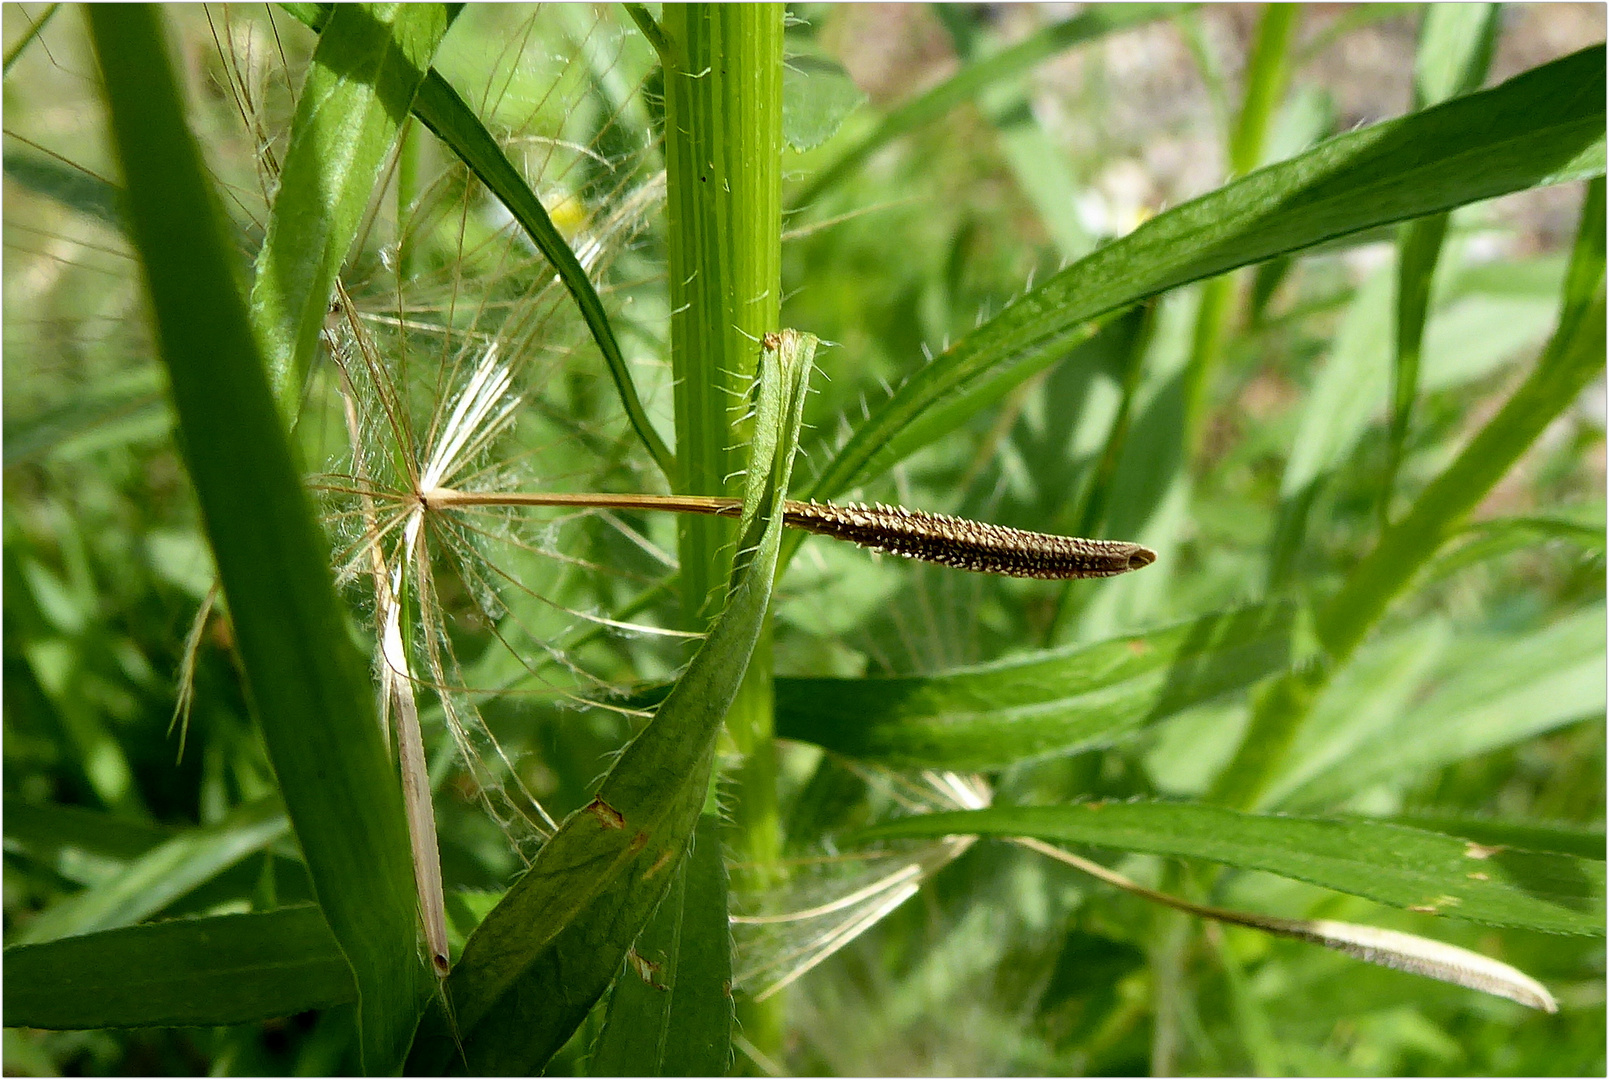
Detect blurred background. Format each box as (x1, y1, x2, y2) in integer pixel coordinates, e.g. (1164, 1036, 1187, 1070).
(4, 3, 1604, 1074)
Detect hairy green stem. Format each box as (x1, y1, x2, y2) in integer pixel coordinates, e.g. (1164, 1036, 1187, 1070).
(662, 2, 787, 1062)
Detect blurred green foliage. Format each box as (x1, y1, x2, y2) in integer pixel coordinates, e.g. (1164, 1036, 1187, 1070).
(3, 3, 1603, 1075)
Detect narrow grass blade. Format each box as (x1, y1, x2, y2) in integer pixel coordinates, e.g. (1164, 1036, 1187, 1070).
(1281, 606, 1605, 809)
(3, 370, 168, 467)
(15, 798, 288, 945)
(804, 46, 1605, 503)
(250, 3, 451, 416)
(1383, 4, 1499, 519)
(776, 603, 1297, 770)
(1423, 512, 1606, 583)
(2, 147, 124, 233)
(404, 332, 814, 1075)
(1179, 3, 1298, 473)
(858, 803, 1606, 935)
(410, 70, 674, 479)
(1215, 178, 1606, 811)
(2, 798, 173, 879)
(790, 5, 1183, 210)
(1015, 836, 1558, 1013)
(3, 906, 354, 1030)
(1317, 185, 1605, 660)
(87, 8, 428, 1070)
(1268, 266, 1393, 585)
(589, 814, 733, 1076)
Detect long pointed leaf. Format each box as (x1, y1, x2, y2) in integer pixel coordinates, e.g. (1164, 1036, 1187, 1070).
(776, 603, 1298, 770)
(3, 906, 354, 1030)
(250, 3, 451, 415)
(279, 3, 675, 478)
(15, 798, 288, 945)
(804, 46, 1604, 503)
(858, 802, 1605, 935)
(87, 8, 428, 1071)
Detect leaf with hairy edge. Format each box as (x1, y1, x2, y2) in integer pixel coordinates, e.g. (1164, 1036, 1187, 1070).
(858, 803, 1605, 936)
(803, 46, 1605, 505)
(88, 8, 429, 1071)
(3, 906, 354, 1030)
(589, 814, 733, 1076)
(250, 3, 451, 416)
(776, 604, 1299, 770)
(405, 332, 814, 1075)
(15, 798, 289, 945)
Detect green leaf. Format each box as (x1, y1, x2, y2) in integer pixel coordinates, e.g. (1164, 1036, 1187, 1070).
(1280, 606, 1606, 809)
(1383, 3, 1498, 519)
(857, 802, 1606, 935)
(1422, 511, 1607, 582)
(1260, 622, 1451, 809)
(3, 369, 168, 467)
(410, 69, 674, 479)
(1387, 815, 1607, 862)
(1269, 266, 1394, 584)
(2, 147, 124, 233)
(87, 8, 428, 1071)
(775, 603, 1299, 770)
(790, 5, 1182, 209)
(14, 798, 289, 945)
(589, 814, 733, 1076)
(782, 51, 865, 152)
(404, 332, 814, 1075)
(250, 3, 451, 417)
(1413, 3, 1499, 106)
(1316, 184, 1606, 659)
(2, 797, 174, 881)
(804, 46, 1606, 503)
(3, 906, 354, 1030)
(1214, 178, 1606, 811)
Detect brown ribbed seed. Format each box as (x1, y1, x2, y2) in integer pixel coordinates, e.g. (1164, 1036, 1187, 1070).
(781, 500, 1156, 580)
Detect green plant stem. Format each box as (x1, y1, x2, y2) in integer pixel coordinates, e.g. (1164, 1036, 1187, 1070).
(662, 2, 787, 1062)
